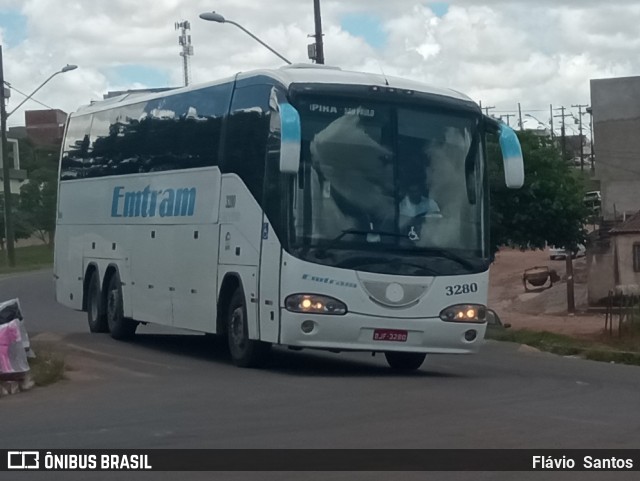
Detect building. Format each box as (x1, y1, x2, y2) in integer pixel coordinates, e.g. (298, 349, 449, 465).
(2, 108, 67, 196)
(25, 109, 67, 147)
(590, 76, 640, 221)
(609, 212, 640, 287)
(587, 76, 640, 304)
(0, 137, 27, 195)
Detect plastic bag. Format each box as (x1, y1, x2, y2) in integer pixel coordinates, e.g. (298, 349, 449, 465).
(0, 298, 23, 325)
(0, 298, 34, 360)
(0, 319, 30, 374)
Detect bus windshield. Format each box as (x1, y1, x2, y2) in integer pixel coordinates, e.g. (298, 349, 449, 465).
(290, 94, 488, 276)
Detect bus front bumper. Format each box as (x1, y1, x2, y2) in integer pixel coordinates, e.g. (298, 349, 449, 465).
(279, 310, 487, 354)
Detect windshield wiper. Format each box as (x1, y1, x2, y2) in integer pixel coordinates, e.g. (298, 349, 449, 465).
(333, 229, 407, 242)
(415, 247, 478, 271)
(313, 230, 403, 260)
(334, 255, 441, 276)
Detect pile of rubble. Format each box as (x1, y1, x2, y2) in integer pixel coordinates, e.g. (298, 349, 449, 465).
(0, 298, 35, 397)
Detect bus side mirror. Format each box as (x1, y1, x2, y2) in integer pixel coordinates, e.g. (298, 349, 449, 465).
(279, 103, 301, 174)
(498, 124, 524, 189)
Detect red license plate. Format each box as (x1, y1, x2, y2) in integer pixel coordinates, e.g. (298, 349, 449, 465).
(373, 329, 408, 342)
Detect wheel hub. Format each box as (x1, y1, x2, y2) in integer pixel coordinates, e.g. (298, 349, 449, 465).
(230, 307, 246, 353)
(107, 289, 118, 321)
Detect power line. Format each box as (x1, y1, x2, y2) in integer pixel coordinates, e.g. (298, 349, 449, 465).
(478, 101, 495, 116)
(499, 113, 515, 127)
(553, 106, 572, 161)
(3, 81, 55, 111)
(572, 103, 589, 172)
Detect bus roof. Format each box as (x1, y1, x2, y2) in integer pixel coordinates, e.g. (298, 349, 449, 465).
(74, 63, 474, 116)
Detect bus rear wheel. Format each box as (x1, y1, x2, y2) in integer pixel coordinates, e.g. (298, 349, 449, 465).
(384, 352, 426, 371)
(106, 272, 138, 340)
(227, 289, 270, 368)
(87, 270, 108, 333)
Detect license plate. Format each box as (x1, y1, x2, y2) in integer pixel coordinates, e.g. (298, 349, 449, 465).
(373, 329, 408, 342)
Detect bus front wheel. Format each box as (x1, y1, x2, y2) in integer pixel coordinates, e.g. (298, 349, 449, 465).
(106, 272, 138, 340)
(227, 289, 270, 368)
(87, 270, 108, 333)
(384, 352, 426, 371)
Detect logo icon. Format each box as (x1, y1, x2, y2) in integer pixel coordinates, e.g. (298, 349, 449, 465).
(408, 226, 419, 241)
(8, 451, 40, 469)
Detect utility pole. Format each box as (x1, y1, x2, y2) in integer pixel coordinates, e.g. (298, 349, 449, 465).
(483, 105, 495, 117)
(586, 106, 595, 172)
(572, 104, 589, 172)
(553, 105, 577, 314)
(500, 114, 515, 127)
(311, 0, 325, 64)
(518, 103, 523, 131)
(175, 21, 194, 86)
(0, 46, 16, 267)
(554, 106, 571, 162)
(566, 250, 575, 314)
(549, 104, 554, 140)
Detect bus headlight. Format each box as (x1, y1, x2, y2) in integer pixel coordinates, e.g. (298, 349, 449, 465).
(439, 304, 487, 323)
(285, 294, 347, 315)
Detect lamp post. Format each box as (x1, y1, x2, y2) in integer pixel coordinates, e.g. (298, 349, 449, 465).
(524, 113, 551, 132)
(7, 64, 77, 118)
(312, 0, 325, 64)
(1, 58, 77, 267)
(199, 11, 292, 65)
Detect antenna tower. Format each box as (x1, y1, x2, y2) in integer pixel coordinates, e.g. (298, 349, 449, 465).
(175, 20, 194, 86)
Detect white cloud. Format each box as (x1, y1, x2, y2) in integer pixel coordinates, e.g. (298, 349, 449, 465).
(1, 0, 639, 129)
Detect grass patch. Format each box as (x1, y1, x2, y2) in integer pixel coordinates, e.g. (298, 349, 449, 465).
(0, 244, 53, 274)
(486, 327, 640, 366)
(29, 350, 65, 386)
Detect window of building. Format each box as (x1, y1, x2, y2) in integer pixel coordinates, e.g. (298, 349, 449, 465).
(633, 242, 640, 272)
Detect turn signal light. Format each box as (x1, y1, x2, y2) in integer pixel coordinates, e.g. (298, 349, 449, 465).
(439, 304, 487, 323)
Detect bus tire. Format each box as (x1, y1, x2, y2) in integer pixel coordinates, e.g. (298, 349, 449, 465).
(87, 270, 108, 333)
(106, 272, 137, 340)
(227, 288, 270, 368)
(384, 352, 426, 371)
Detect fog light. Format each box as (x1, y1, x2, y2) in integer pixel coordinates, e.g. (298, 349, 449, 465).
(464, 329, 478, 342)
(301, 320, 316, 334)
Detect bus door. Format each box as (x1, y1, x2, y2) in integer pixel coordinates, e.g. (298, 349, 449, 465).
(258, 88, 287, 344)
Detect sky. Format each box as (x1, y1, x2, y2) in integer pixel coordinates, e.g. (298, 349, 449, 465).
(0, 0, 638, 133)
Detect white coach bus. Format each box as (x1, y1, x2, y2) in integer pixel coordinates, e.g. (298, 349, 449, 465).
(54, 64, 523, 370)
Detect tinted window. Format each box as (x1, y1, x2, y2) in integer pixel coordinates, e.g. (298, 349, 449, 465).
(60, 114, 92, 180)
(224, 84, 272, 201)
(140, 85, 230, 172)
(70, 84, 232, 179)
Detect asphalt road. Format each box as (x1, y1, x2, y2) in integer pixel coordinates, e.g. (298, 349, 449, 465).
(1, 269, 639, 481)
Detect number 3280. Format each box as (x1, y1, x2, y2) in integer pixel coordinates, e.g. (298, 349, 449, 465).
(445, 283, 478, 296)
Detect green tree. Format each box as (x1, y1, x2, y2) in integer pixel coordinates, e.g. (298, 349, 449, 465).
(12, 137, 59, 173)
(0, 194, 31, 250)
(489, 131, 589, 253)
(6, 136, 62, 248)
(18, 166, 58, 246)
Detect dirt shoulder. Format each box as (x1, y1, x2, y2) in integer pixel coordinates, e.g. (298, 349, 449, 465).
(489, 247, 605, 339)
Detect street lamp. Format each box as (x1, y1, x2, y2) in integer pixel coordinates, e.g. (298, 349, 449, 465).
(1, 62, 77, 267)
(524, 113, 548, 129)
(199, 11, 292, 65)
(6, 64, 77, 119)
